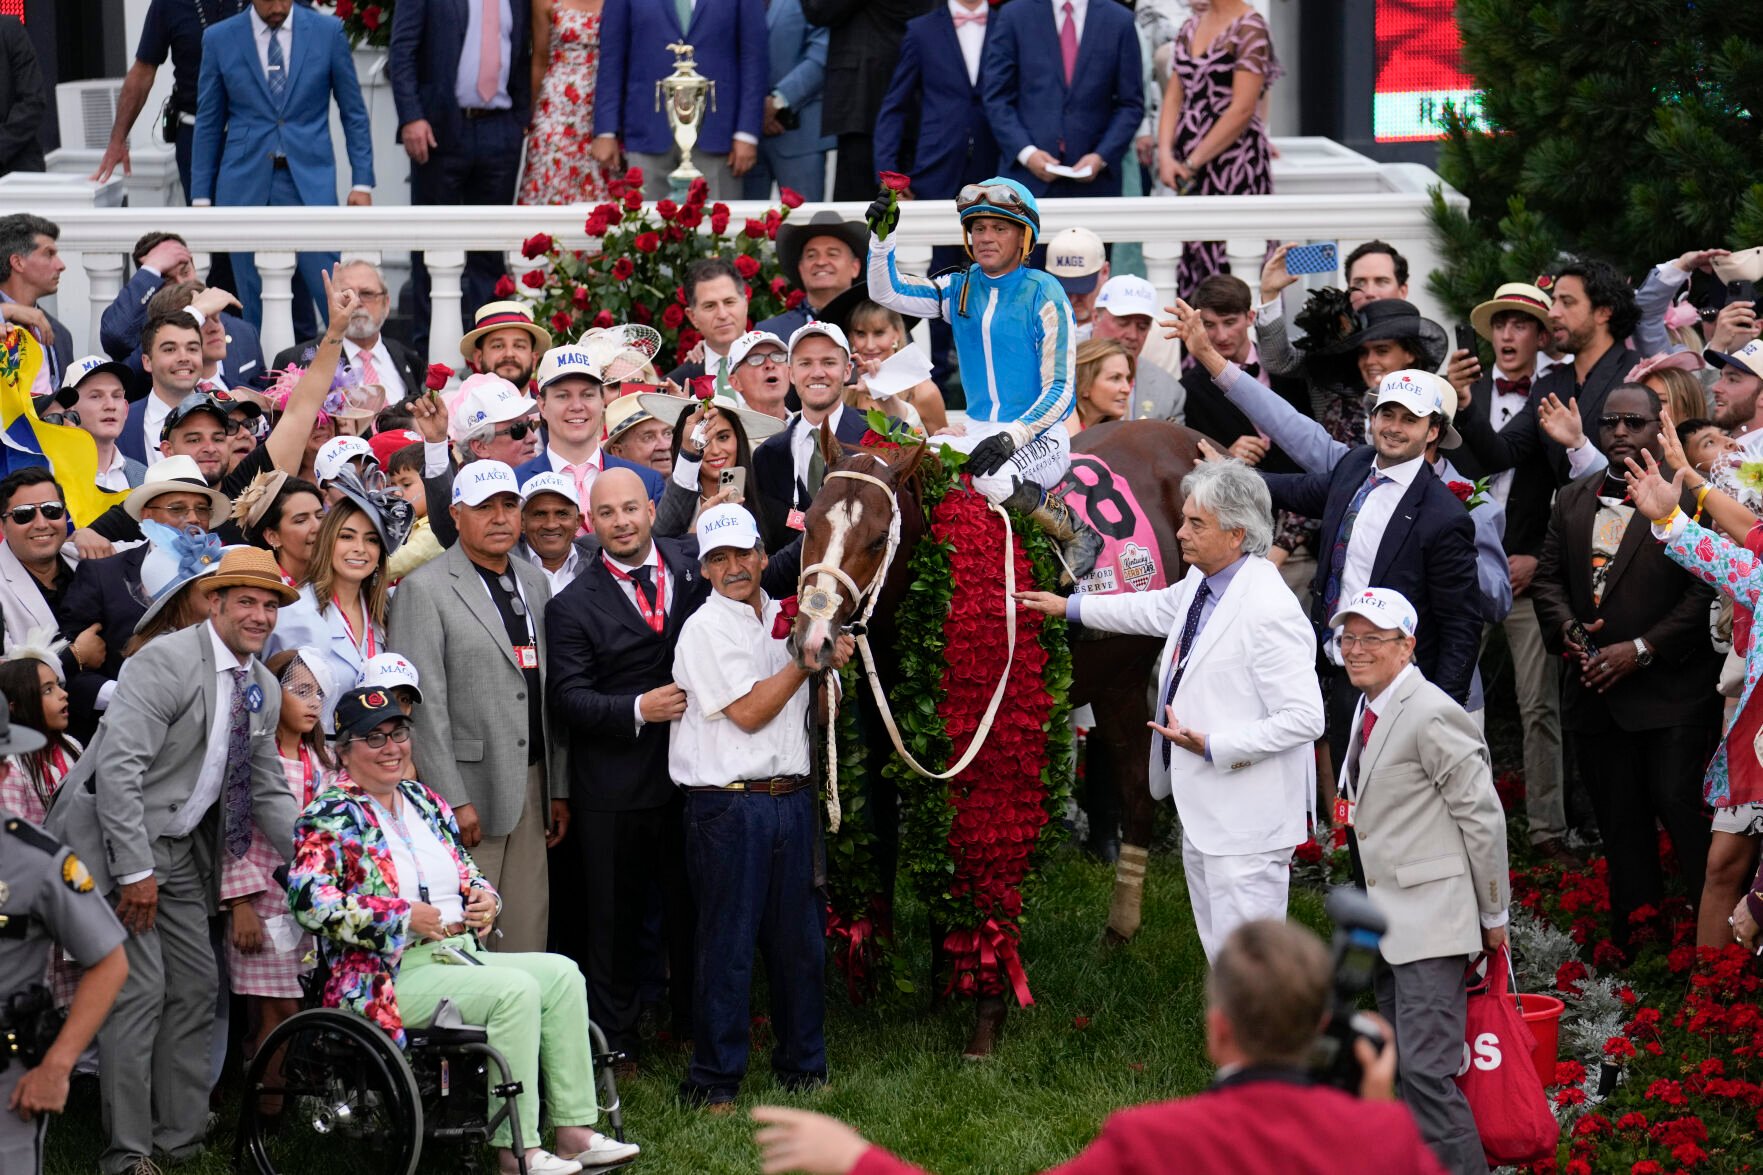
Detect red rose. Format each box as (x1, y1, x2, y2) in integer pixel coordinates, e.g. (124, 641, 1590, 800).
(744, 218, 767, 240)
(572, 286, 591, 309)
(778, 186, 804, 209)
(623, 190, 644, 212)
(771, 596, 799, 638)
(334, 0, 353, 18)
(677, 204, 703, 229)
(584, 213, 610, 238)
(549, 311, 572, 334)
(520, 233, 554, 259)
(624, 166, 644, 186)
(634, 232, 661, 254)
(594, 310, 616, 329)
(494, 274, 517, 298)
(770, 276, 789, 297)
(765, 209, 781, 231)
(594, 201, 620, 222)
(709, 209, 730, 235)
(361, 4, 382, 30)
(610, 257, 634, 281)
(424, 363, 454, 391)
(664, 224, 685, 243)
(661, 303, 685, 329)
(878, 171, 912, 192)
(734, 253, 761, 279)
(687, 177, 709, 206)
(674, 285, 688, 305)
(687, 375, 716, 401)
(1447, 479, 1473, 502)
(520, 268, 545, 289)
(656, 198, 679, 221)
(632, 302, 654, 325)
(785, 289, 805, 309)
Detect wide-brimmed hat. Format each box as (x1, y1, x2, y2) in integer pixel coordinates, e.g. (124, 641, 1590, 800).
(133, 521, 231, 634)
(1470, 282, 1553, 339)
(637, 391, 787, 442)
(1341, 299, 1449, 372)
(578, 324, 663, 384)
(459, 300, 553, 364)
(123, 454, 233, 524)
(814, 284, 922, 339)
(201, 545, 300, 604)
(776, 211, 867, 292)
(605, 390, 661, 443)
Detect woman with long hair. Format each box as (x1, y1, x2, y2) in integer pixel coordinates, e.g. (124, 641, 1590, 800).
(652, 398, 784, 548)
(236, 470, 327, 587)
(1066, 337, 1136, 436)
(0, 643, 79, 822)
(841, 299, 948, 435)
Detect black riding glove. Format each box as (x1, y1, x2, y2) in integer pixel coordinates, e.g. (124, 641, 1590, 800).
(866, 188, 901, 241)
(967, 432, 1018, 478)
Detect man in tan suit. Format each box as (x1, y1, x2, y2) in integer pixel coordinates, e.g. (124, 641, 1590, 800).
(1330, 586, 1509, 1175)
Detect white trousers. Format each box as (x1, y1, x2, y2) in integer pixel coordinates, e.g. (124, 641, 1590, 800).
(940, 420, 1071, 502)
(1182, 829, 1294, 963)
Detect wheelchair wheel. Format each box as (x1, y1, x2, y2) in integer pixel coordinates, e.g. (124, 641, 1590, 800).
(235, 1007, 425, 1175)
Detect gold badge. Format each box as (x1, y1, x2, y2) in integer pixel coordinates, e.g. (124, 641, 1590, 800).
(61, 853, 94, 893)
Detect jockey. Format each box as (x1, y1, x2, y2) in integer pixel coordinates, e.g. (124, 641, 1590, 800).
(864, 177, 1103, 581)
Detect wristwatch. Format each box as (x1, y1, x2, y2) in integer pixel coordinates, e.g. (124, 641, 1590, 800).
(1633, 638, 1654, 668)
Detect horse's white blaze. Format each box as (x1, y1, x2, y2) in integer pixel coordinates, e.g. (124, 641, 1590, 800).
(806, 498, 863, 650)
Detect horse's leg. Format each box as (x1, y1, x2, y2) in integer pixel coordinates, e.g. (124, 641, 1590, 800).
(1092, 681, 1157, 944)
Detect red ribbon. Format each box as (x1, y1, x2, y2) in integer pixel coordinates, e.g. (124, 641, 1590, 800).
(942, 920, 1033, 1008)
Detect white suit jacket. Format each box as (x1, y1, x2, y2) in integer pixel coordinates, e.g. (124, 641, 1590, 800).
(1078, 554, 1324, 855)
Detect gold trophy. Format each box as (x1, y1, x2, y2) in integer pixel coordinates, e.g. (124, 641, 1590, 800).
(656, 42, 717, 196)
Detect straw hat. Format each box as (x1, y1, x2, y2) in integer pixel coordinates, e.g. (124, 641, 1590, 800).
(202, 546, 300, 604)
(1470, 282, 1553, 340)
(459, 300, 553, 363)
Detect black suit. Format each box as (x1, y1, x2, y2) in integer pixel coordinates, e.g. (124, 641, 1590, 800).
(1179, 365, 1313, 476)
(750, 408, 872, 548)
(1456, 343, 1633, 487)
(1530, 472, 1721, 947)
(57, 546, 153, 743)
(0, 17, 45, 177)
(1451, 373, 1557, 558)
(544, 535, 800, 1052)
(273, 334, 424, 405)
(801, 0, 934, 199)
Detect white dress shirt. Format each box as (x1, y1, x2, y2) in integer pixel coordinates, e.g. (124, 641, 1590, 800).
(166, 622, 250, 841)
(249, 7, 292, 80)
(142, 392, 177, 468)
(95, 446, 133, 492)
(611, 545, 675, 731)
(950, 0, 987, 85)
(370, 791, 466, 924)
(1486, 369, 1531, 505)
(669, 589, 811, 788)
(346, 338, 406, 404)
(789, 404, 845, 496)
(526, 543, 583, 597)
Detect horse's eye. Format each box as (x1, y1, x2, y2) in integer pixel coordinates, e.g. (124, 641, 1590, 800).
(869, 536, 887, 552)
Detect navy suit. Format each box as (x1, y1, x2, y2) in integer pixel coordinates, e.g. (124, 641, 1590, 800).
(595, 0, 767, 156)
(512, 451, 665, 502)
(57, 545, 153, 744)
(874, 5, 999, 200)
(750, 408, 870, 548)
(100, 265, 266, 397)
(981, 0, 1142, 198)
(744, 0, 833, 202)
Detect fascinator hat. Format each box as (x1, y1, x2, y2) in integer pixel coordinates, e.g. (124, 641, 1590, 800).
(134, 520, 232, 634)
(329, 466, 416, 558)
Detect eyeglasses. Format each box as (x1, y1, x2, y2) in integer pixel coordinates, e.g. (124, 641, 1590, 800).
(350, 724, 412, 749)
(1598, 414, 1659, 432)
(144, 502, 215, 523)
(1338, 633, 1405, 650)
(497, 575, 529, 617)
(237, 414, 271, 440)
(495, 419, 538, 441)
(4, 501, 66, 525)
(346, 289, 389, 303)
(956, 183, 1037, 223)
(738, 351, 786, 367)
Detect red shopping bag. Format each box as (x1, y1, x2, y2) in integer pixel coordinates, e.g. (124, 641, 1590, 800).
(1454, 945, 1559, 1166)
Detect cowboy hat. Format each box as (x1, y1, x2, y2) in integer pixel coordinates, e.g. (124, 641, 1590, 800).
(122, 454, 233, 524)
(459, 300, 553, 364)
(1470, 282, 1553, 340)
(199, 545, 300, 605)
(775, 211, 868, 293)
(636, 391, 787, 442)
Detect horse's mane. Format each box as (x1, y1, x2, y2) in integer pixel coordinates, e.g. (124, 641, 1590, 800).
(832, 441, 937, 504)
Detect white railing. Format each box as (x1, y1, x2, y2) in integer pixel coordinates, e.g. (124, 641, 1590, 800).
(27, 145, 1465, 367)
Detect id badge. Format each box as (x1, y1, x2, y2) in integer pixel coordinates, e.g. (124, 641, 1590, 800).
(1332, 795, 1354, 828)
(515, 644, 539, 669)
(786, 508, 806, 531)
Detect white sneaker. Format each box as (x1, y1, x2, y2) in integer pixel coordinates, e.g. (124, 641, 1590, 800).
(506, 1150, 584, 1175)
(571, 1133, 642, 1167)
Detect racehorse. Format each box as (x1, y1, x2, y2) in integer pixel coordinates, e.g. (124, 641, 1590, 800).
(791, 418, 1202, 1050)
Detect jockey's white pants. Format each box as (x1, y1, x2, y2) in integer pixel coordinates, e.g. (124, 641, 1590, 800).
(940, 420, 1071, 502)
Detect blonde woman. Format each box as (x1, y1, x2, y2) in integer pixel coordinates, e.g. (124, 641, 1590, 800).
(1066, 338, 1137, 436)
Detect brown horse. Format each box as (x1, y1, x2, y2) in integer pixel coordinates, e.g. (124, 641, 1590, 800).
(792, 419, 1202, 1001)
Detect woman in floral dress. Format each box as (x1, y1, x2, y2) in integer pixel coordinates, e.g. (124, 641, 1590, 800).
(519, 0, 616, 205)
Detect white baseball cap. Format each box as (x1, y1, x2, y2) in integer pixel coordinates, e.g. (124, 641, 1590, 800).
(449, 373, 538, 443)
(360, 651, 423, 703)
(314, 435, 377, 485)
(536, 345, 605, 391)
(451, 459, 522, 507)
(1328, 587, 1419, 637)
(728, 330, 788, 368)
(1046, 227, 1106, 296)
(1705, 339, 1763, 381)
(1372, 369, 1461, 449)
(520, 469, 579, 508)
(59, 353, 132, 392)
(696, 502, 760, 556)
(1096, 275, 1159, 321)
(788, 321, 851, 358)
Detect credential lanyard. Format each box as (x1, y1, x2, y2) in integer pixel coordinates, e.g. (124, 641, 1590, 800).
(370, 790, 430, 905)
(602, 555, 667, 633)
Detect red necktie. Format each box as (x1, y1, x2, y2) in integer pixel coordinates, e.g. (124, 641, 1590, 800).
(1059, 1, 1078, 85)
(1360, 707, 1377, 748)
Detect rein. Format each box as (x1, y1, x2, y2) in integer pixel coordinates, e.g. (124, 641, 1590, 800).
(800, 467, 1020, 831)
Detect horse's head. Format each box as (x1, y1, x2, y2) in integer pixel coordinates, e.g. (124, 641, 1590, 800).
(793, 428, 927, 668)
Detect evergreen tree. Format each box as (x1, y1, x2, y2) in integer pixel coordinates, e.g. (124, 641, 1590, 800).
(1426, 0, 1763, 319)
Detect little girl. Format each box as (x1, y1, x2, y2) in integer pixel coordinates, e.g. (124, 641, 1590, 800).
(0, 637, 81, 822)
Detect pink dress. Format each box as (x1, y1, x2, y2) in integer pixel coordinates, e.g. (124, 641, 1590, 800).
(518, 5, 617, 205)
(222, 745, 330, 999)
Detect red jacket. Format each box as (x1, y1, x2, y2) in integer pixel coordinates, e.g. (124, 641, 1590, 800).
(852, 1076, 1448, 1175)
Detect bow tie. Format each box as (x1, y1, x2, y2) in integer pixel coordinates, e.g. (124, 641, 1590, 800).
(1241, 361, 1261, 378)
(952, 8, 987, 26)
(1494, 375, 1531, 396)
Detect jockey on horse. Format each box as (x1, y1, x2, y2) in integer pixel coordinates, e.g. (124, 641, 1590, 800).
(864, 178, 1105, 581)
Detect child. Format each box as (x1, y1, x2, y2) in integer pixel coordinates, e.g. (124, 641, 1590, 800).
(385, 442, 444, 582)
(0, 639, 80, 823)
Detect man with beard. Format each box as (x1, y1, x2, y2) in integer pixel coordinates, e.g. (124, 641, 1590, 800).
(749, 324, 872, 548)
(272, 259, 423, 402)
(1707, 339, 1763, 454)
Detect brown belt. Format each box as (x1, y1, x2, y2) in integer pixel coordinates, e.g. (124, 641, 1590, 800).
(718, 775, 812, 796)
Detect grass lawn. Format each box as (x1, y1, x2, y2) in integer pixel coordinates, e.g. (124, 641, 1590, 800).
(45, 847, 1329, 1174)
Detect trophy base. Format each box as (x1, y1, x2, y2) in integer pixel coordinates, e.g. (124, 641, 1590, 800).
(668, 158, 702, 199)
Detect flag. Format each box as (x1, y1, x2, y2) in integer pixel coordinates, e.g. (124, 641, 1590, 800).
(0, 327, 130, 526)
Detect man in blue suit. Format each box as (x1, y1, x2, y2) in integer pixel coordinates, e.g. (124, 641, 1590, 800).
(744, 0, 832, 202)
(191, 0, 373, 339)
(99, 233, 266, 397)
(591, 0, 768, 200)
(981, 0, 1142, 198)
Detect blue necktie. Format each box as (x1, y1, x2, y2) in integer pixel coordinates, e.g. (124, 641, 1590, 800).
(267, 28, 288, 107)
(1322, 470, 1390, 621)
(1160, 581, 1211, 768)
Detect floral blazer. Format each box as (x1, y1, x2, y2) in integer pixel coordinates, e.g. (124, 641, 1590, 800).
(287, 774, 497, 1046)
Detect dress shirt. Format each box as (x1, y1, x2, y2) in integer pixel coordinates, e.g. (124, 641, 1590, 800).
(345, 338, 406, 404)
(249, 6, 291, 81)
(548, 444, 603, 502)
(1486, 367, 1532, 505)
(143, 392, 177, 468)
(526, 543, 583, 596)
(950, 0, 986, 86)
(790, 405, 845, 494)
(1736, 427, 1763, 456)
(370, 790, 466, 924)
(0, 290, 56, 400)
(95, 446, 133, 492)
(161, 622, 250, 842)
(1332, 453, 1425, 644)
(1014, 0, 1090, 167)
(611, 545, 675, 731)
(455, 0, 514, 111)
(668, 589, 811, 788)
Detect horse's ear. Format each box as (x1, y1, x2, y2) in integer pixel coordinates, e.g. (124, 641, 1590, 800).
(818, 415, 846, 467)
(889, 441, 928, 486)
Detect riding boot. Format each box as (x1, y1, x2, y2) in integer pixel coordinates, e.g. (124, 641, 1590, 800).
(1002, 481, 1104, 585)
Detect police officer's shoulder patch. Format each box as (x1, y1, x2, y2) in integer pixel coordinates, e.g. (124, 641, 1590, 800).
(61, 852, 95, 893)
(4, 815, 62, 857)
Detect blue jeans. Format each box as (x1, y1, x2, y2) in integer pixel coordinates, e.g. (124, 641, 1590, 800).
(681, 786, 826, 1102)
(742, 146, 827, 203)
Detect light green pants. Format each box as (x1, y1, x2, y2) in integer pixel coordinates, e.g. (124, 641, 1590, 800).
(395, 937, 598, 1148)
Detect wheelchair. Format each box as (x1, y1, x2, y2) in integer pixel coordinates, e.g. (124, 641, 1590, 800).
(233, 966, 630, 1175)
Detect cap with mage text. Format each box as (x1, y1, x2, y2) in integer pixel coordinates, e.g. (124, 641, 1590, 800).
(536, 345, 605, 391)
(1705, 338, 1763, 382)
(728, 330, 788, 368)
(57, 354, 132, 406)
(360, 652, 423, 704)
(1046, 227, 1106, 297)
(1373, 369, 1462, 449)
(315, 435, 377, 484)
(1096, 275, 1160, 322)
(1328, 587, 1418, 637)
(452, 460, 522, 507)
(696, 502, 760, 556)
(788, 321, 850, 358)
(520, 470, 580, 508)
(449, 373, 538, 443)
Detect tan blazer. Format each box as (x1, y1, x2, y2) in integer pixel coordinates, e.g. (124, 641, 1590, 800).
(1347, 668, 1509, 966)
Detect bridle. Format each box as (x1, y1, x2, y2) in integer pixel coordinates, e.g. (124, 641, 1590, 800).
(796, 468, 902, 642)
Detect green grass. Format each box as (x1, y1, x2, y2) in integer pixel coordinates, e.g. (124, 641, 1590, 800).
(45, 848, 1329, 1174)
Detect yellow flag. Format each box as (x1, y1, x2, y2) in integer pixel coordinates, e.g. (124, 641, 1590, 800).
(0, 326, 131, 527)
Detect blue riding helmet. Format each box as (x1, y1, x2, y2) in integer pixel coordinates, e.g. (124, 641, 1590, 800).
(957, 178, 1041, 257)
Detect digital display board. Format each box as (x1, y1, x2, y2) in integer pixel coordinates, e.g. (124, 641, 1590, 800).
(1373, 0, 1480, 141)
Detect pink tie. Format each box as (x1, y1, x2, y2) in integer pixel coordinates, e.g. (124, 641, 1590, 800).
(477, 0, 501, 104)
(356, 348, 381, 388)
(952, 8, 986, 26)
(565, 462, 596, 531)
(1059, 1, 1077, 85)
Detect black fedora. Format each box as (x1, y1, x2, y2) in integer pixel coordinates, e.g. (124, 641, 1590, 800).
(813, 283, 922, 339)
(775, 210, 868, 292)
(1339, 298, 1449, 372)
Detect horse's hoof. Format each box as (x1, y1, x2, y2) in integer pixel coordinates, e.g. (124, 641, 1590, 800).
(1102, 926, 1130, 948)
(1084, 834, 1120, 864)
(962, 997, 1007, 1059)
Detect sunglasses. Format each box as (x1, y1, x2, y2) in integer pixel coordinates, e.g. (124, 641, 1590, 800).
(1598, 414, 1659, 432)
(5, 501, 67, 525)
(497, 575, 529, 617)
(351, 723, 412, 749)
(495, 419, 539, 441)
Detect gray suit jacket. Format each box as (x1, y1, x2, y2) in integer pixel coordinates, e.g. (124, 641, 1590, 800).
(1127, 359, 1186, 424)
(386, 543, 567, 838)
(46, 622, 295, 905)
(1347, 669, 1509, 966)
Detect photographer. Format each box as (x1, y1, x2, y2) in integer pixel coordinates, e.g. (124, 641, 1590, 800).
(752, 921, 1445, 1174)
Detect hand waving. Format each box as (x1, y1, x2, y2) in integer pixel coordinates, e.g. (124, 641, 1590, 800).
(1622, 449, 1686, 523)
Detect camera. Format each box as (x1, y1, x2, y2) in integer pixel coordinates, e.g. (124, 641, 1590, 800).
(1308, 887, 1389, 1094)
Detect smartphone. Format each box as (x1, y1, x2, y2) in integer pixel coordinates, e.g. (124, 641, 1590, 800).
(1565, 618, 1600, 658)
(1455, 322, 1478, 358)
(719, 467, 747, 498)
(433, 945, 482, 966)
(1728, 279, 1758, 305)
(1284, 243, 1339, 277)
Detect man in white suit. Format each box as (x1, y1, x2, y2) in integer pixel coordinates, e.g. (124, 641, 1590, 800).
(1019, 460, 1324, 960)
(1329, 586, 1509, 1175)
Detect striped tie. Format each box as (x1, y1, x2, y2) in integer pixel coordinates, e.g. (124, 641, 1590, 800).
(1322, 470, 1389, 621)
(266, 28, 288, 107)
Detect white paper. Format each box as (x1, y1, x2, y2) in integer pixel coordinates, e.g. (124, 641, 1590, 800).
(865, 346, 934, 399)
(1044, 163, 1095, 180)
(264, 913, 305, 952)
